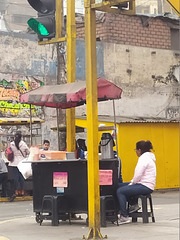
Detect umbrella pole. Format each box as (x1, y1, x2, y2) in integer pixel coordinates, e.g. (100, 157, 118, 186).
(30, 104, 32, 146)
(56, 108, 60, 151)
(112, 100, 120, 174)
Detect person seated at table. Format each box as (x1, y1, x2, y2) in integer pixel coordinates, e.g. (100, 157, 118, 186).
(0, 158, 8, 198)
(40, 140, 50, 159)
(76, 139, 87, 159)
(42, 140, 50, 151)
(116, 140, 156, 224)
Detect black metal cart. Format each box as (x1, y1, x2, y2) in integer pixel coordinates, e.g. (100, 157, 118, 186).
(31, 159, 118, 224)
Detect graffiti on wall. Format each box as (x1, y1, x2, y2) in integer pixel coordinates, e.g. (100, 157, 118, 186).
(0, 87, 19, 101)
(0, 75, 44, 118)
(0, 102, 40, 117)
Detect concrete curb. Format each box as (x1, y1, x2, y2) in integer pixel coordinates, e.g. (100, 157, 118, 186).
(0, 196, 33, 202)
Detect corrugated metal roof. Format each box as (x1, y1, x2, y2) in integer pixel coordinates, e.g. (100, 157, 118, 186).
(76, 115, 179, 123)
(136, 13, 179, 21)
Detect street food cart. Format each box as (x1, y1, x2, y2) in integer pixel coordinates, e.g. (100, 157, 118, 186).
(20, 78, 122, 225)
(31, 158, 118, 223)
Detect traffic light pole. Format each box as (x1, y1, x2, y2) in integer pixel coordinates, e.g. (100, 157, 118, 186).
(36, 0, 76, 152)
(66, 0, 76, 153)
(84, 0, 102, 239)
(56, 0, 63, 38)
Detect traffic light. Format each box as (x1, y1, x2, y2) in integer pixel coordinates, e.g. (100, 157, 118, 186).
(27, 0, 55, 41)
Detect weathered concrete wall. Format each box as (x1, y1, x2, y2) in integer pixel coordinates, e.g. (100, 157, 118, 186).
(0, 32, 58, 148)
(0, 26, 179, 149)
(102, 43, 179, 119)
(77, 42, 179, 119)
(76, 13, 180, 120)
(0, 32, 57, 80)
(0, 33, 105, 149)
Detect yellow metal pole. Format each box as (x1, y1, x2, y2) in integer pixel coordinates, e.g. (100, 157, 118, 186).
(66, 0, 76, 152)
(56, 0, 62, 38)
(85, 0, 102, 239)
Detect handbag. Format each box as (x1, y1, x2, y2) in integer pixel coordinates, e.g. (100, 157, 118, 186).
(5, 147, 14, 162)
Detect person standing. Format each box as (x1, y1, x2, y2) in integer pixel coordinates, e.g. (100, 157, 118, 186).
(8, 131, 30, 201)
(116, 140, 156, 224)
(0, 158, 8, 197)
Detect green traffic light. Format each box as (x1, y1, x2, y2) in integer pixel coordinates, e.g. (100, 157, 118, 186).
(27, 18, 49, 36)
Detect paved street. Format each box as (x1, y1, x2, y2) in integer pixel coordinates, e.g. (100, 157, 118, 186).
(0, 190, 179, 240)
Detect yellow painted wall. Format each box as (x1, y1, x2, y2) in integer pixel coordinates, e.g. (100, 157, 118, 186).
(75, 119, 179, 189)
(116, 122, 179, 189)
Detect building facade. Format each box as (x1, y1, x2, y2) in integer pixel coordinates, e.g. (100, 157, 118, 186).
(0, 3, 179, 185)
(76, 13, 179, 120)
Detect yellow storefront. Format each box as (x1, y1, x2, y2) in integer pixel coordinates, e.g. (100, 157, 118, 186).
(75, 117, 179, 190)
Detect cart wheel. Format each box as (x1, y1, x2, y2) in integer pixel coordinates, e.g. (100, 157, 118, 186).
(35, 212, 41, 223)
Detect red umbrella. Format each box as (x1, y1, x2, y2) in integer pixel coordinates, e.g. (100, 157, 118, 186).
(20, 78, 122, 109)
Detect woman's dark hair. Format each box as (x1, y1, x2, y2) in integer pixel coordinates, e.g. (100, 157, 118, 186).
(14, 131, 22, 150)
(136, 140, 153, 154)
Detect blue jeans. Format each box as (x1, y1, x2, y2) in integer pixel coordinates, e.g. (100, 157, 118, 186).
(0, 173, 8, 197)
(12, 167, 24, 193)
(116, 182, 153, 217)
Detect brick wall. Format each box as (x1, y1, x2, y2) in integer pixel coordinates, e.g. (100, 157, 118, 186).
(76, 13, 171, 49)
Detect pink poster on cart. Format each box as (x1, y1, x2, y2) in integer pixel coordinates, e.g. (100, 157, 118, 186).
(53, 172, 68, 187)
(99, 170, 113, 185)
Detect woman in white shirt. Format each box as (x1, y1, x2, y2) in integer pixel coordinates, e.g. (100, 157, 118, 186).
(116, 140, 156, 224)
(9, 131, 30, 201)
(0, 158, 8, 197)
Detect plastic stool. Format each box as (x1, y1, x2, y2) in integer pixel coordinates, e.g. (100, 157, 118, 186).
(129, 194, 155, 223)
(40, 195, 59, 226)
(100, 195, 118, 227)
(40, 195, 71, 226)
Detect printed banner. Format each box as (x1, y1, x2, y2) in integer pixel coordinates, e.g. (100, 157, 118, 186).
(99, 170, 113, 185)
(53, 172, 68, 187)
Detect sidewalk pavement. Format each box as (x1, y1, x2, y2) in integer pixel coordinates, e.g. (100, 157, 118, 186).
(0, 190, 179, 240)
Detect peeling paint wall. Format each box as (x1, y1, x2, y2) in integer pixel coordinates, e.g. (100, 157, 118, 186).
(77, 43, 180, 120)
(0, 32, 105, 149)
(0, 32, 58, 147)
(76, 13, 180, 120)
(0, 32, 179, 122)
(0, 32, 56, 118)
(103, 43, 179, 119)
(0, 30, 179, 149)
(0, 32, 57, 80)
